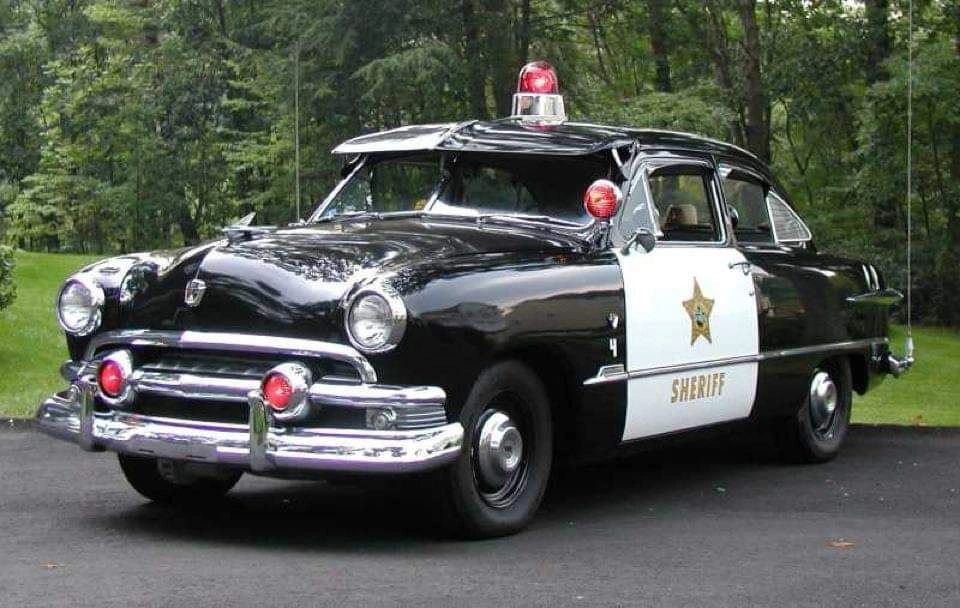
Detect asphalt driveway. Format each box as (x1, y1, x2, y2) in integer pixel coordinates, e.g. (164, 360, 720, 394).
(0, 425, 957, 607)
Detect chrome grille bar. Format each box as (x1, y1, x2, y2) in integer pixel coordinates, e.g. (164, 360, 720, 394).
(85, 330, 377, 383)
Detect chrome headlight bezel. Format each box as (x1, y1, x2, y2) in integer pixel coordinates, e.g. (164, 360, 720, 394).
(344, 284, 407, 355)
(56, 276, 105, 337)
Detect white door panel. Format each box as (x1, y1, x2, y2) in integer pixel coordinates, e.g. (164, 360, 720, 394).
(617, 246, 759, 441)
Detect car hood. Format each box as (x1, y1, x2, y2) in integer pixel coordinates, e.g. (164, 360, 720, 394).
(122, 217, 585, 341)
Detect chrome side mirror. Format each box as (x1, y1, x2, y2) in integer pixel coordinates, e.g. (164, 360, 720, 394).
(621, 227, 656, 254)
(727, 205, 740, 229)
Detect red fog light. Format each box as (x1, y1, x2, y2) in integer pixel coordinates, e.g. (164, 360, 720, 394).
(98, 360, 126, 397)
(262, 372, 293, 411)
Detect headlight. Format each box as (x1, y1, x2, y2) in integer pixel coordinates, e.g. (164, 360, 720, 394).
(345, 286, 406, 354)
(57, 276, 104, 336)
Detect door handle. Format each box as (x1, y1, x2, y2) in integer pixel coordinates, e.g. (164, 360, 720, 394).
(728, 261, 752, 275)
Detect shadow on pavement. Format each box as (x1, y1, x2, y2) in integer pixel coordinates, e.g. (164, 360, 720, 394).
(81, 431, 775, 549)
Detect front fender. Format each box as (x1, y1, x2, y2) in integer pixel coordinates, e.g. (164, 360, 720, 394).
(372, 251, 625, 422)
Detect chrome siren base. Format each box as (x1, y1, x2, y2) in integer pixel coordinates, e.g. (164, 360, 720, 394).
(37, 381, 462, 474)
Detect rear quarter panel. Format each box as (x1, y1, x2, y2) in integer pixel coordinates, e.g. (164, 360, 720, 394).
(742, 244, 890, 418)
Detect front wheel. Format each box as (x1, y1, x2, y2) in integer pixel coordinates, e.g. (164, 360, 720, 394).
(118, 454, 242, 505)
(440, 361, 553, 538)
(775, 358, 852, 463)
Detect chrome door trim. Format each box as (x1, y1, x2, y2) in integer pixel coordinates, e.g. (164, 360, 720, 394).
(584, 337, 888, 386)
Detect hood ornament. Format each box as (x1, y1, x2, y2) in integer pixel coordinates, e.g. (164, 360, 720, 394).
(184, 279, 207, 308)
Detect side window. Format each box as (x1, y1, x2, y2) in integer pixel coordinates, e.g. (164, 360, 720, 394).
(767, 191, 812, 243)
(721, 169, 774, 244)
(648, 165, 721, 242)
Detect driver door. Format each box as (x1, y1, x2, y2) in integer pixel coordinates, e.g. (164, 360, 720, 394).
(615, 156, 759, 441)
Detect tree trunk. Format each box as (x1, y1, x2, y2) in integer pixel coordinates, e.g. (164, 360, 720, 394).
(646, 0, 672, 92)
(864, 0, 890, 85)
(462, 0, 487, 118)
(518, 0, 531, 64)
(178, 208, 200, 246)
(481, 0, 516, 117)
(694, 1, 746, 147)
(213, 0, 228, 38)
(737, 0, 770, 162)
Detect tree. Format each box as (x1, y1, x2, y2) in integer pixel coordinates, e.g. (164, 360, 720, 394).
(0, 245, 14, 312)
(0, 0, 958, 325)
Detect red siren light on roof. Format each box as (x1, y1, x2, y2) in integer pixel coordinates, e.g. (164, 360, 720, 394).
(511, 60, 566, 124)
(517, 61, 559, 94)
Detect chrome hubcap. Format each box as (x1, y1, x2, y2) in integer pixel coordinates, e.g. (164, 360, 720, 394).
(809, 371, 838, 431)
(476, 410, 524, 489)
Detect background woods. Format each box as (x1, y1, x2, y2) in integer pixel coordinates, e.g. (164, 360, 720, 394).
(0, 0, 957, 324)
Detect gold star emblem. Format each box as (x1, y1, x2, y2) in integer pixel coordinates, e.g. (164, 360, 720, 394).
(683, 278, 714, 346)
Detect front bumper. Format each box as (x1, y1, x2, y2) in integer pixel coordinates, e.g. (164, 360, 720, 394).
(35, 330, 463, 475)
(37, 381, 463, 474)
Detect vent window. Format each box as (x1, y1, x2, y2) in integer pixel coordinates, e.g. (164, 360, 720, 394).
(767, 192, 811, 243)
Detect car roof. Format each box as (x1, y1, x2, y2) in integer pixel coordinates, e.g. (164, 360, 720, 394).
(332, 119, 765, 169)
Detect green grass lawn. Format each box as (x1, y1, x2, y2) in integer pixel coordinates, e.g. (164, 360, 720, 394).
(0, 251, 101, 418)
(0, 251, 957, 425)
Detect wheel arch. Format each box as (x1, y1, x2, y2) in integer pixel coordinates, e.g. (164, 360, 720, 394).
(494, 345, 579, 461)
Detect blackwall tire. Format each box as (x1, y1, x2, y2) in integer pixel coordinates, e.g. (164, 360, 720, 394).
(118, 454, 242, 505)
(440, 360, 553, 539)
(776, 358, 853, 464)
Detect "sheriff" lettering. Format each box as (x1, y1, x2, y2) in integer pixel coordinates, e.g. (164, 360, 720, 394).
(671, 372, 725, 403)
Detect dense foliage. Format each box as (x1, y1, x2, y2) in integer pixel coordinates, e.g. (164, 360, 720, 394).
(0, 0, 957, 323)
(0, 245, 14, 311)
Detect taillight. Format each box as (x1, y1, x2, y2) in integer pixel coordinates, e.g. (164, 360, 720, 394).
(583, 179, 623, 221)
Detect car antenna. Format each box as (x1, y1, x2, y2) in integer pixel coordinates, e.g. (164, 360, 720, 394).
(904, 0, 915, 367)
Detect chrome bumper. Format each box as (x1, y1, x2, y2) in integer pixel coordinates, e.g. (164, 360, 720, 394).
(36, 381, 463, 474)
(36, 330, 463, 474)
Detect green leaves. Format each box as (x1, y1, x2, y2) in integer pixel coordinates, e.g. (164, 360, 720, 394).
(0, 0, 956, 326)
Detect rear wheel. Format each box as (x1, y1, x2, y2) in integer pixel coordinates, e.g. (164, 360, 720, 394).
(118, 454, 242, 505)
(440, 361, 553, 538)
(775, 358, 852, 463)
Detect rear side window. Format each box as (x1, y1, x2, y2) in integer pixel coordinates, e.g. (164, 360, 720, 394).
(721, 170, 774, 244)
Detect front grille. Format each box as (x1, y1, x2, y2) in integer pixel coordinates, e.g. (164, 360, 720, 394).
(134, 349, 361, 383)
(89, 337, 445, 430)
(133, 395, 248, 424)
(125, 396, 441, 429)
(141, 353, 271, 379)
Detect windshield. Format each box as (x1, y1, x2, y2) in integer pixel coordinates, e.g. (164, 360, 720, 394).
(313, 152, 609, 226)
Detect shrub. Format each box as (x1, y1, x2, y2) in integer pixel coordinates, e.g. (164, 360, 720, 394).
(0, 246, 15, 312)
